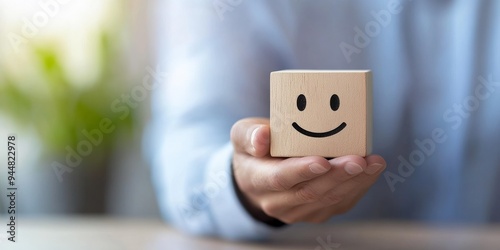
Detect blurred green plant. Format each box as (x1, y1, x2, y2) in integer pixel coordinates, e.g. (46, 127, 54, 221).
(0, 31, 136, 163)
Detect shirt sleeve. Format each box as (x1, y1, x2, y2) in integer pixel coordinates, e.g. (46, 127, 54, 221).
(147, 0, 294, 240)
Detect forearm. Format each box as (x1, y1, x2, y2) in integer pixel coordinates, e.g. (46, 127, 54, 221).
(150, 0, 291, 239)
(150, 124, 274, 239)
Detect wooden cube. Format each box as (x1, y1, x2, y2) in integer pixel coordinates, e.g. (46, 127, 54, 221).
(270, 70, 372, 157)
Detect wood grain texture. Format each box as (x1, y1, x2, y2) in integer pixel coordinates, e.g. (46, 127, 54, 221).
(270, 70, 372, 157)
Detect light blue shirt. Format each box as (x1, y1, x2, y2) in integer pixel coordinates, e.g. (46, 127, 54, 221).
(147, 0, 500, 240)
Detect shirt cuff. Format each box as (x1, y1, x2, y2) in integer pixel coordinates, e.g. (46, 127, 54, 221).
(205, 142, 276, 240)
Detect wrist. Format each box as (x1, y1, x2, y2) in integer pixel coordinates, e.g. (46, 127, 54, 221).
(231, 160, 286, 228)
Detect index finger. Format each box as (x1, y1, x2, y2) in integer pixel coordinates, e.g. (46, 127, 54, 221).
(249, 155, 332, 192)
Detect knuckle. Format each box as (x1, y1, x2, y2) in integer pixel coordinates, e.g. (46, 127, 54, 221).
(297, 165, 314, 180)
(268, 171, 289, 191)
(295, 184, 319, 203)
(233, 168, 254, 193)
(279, 215, 300, 224)
(349, 176, 367, 185)
(250, 175, 264, 191)
(321, 193, 344, 206)
(239, 178, 254, 193)
(261, 201, 280, 217)
(336, 172, 355, 183)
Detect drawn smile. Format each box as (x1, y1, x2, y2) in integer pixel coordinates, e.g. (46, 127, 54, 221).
(292, 122, 347, 138)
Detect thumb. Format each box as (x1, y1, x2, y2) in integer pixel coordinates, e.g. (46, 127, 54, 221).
(230, 118, 270, 157)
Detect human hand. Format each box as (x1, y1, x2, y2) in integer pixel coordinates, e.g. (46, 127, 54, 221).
(230, 118, 386, 223)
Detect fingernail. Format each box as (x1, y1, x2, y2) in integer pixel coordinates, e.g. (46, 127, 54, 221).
(365, 163, 384, 175)
(309, 163, 329, 174)
(250, 126, 260, 151)
(345, 162, 363, 175)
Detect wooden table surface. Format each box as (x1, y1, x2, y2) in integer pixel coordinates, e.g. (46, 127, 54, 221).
(1, 217, 499, 250)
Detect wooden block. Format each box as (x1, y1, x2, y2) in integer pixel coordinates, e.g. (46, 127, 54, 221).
(270, 70, 372, 157)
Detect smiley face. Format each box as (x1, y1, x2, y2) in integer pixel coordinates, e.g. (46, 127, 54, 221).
(270, 70, 372, 157)
(291, 94, 347, 138)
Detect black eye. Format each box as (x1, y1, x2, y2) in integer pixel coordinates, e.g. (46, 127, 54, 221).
(330, 94, 340, 111)
(297, 94, 306, 111)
